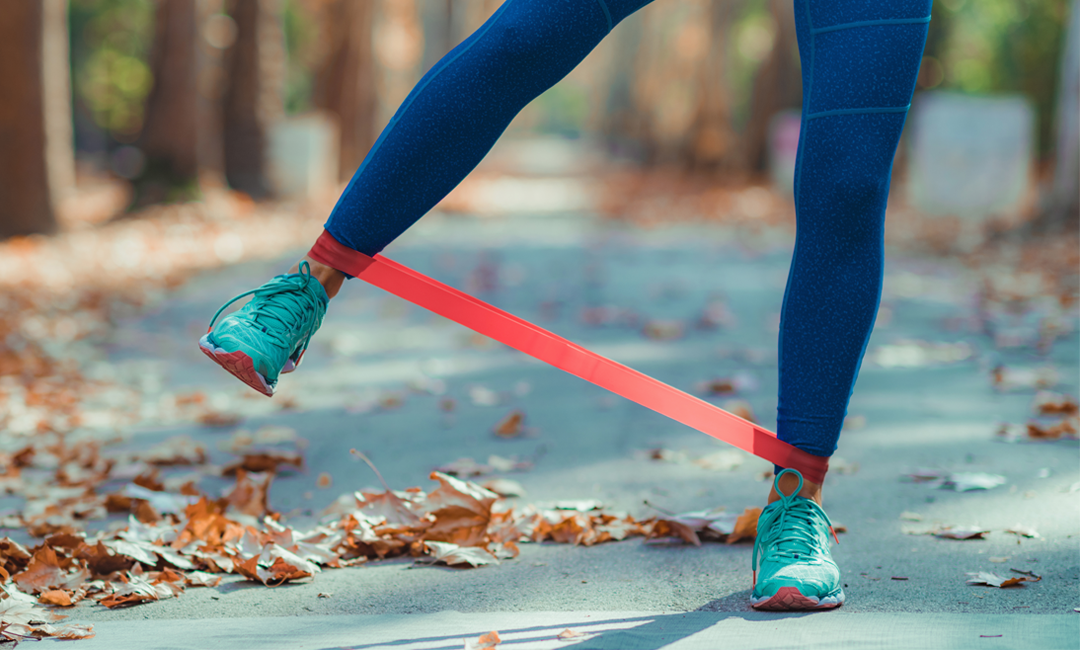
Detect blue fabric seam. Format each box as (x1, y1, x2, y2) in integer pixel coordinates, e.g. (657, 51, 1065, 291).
(811, 16, 931, 35)
(322, 0, 515, 243)
(593, 0, 613, 32)
(806, 105, 911, 120)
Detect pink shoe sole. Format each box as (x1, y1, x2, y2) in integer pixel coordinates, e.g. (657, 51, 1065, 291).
(751, 586, 844, 611)
(199, 338, 275, 397)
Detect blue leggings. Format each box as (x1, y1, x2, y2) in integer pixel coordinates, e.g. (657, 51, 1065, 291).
(322, 0, 931, 469)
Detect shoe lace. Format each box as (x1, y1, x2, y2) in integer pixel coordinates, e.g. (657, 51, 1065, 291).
(752, 469, 837, 582)
(208, 261, 326, 352)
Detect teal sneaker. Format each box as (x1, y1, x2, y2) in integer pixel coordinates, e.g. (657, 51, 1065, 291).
(751, 468, 844, 610)
(199, 261, 329, 396)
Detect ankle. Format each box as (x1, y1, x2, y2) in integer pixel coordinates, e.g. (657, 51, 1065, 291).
(289, 257, 345, 299)
(767, 474, 824, 506)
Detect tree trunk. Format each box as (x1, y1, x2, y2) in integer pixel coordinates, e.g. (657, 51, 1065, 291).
(743, 0, 801, 173)
(135, 0, 225, 207)
(312, 0, 377, 181)
(0, 0, 74, 239)
(420, 0, 456, 74)
(683, 0, 741, 172)
(223, 0, 286, 199)
(599, 7, 649, 160)
(1045, 0, 1079, 232)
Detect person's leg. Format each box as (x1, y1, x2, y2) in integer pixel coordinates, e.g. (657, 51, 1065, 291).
(204, 0, 658, 393)
(754, 0, 931, 610)
(772, 0, 932, 499)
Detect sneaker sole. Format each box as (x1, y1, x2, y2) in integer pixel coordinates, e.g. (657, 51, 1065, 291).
(199, 335, 279, 397)
(751, 586, 844, 611)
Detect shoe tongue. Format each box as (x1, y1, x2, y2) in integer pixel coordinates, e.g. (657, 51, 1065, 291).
(773, 498, 818, 555)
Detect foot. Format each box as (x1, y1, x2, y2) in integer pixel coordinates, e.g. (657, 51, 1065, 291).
(199, 261, 329, 396)
(751, 468, 844, 611)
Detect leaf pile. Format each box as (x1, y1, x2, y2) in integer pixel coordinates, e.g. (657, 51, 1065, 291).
(0, 189, 328, 445)
(0, 463, 761, 641)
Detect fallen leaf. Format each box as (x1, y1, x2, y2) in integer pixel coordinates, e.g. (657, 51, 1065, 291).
(556, 628, 593, 641)
(184, 571, 222, 587)
(436, 458, 493, 478)
(425, 541, 499, 568)
(646, 519, 701, 546)
(721, 399, 757, 423)
(493, 410, 525, 438)
(481, 479, 526, 498)
(1032, 391, 1079, 416)
(933, 526, 991, 540)
(197, 410, 242, 428)
(224, 470, 274, 517)
(965, 571, 1041, 588)
(463, 630, 501, 650)
(988, 557, 1010, 563)
(1004, 526, 1040, 539)
(899, 512, 923, 522)
(726, 508, 762, 544)
(38, 589, 73, 607)
(317, 472, 332, 489)
(222, 450, 304, 475)
(643, 320, 683, 341)
(946, 472, 1007, 492)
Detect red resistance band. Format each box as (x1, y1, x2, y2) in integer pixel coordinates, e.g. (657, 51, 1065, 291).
(309, 230, 829, 484)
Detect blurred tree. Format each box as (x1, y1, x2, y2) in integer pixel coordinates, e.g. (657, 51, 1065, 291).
(420, 0, 458, 74)
(132, 0, 226, 207)
(0, 0, 75, 239)
(742, 0, 800, 172)
(223, 0, 286, 198)
(683, 0, 742, 172)
(68, 0, 155, 148)
(1026, 0, 1078, 236)
(310, 0, 377, 180)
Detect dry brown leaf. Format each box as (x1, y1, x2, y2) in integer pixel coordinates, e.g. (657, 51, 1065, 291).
(224, 470, 273, 517)
(197, 410, 242, 428)
(493, 410, 525, 438)
(464, 630, 502, 650)
(13, 546, 88, 595)
(0, 597, 95, 641)
(1032, 391, 1079, 416)
(721, 400, 757, 424)
(421, 472, 499, 547)
(726, 507, 762, 544)
(646, 519, 701, 546)
(482, 478, 526, 498)
(557, 628, 592, 640)
(1004, 525, 1041, 539)
(965, 571, 1041, 588)
(38, 589, 73, 607)
(643, 320, 683, 340)
(425, 541, 499, 568)
(222, 450, 304, 475)
(933, 526, 991, 540)
(317, 472, 332, 489)
(140, 436, 208, 466)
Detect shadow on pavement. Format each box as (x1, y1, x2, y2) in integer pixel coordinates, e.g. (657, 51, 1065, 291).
(330, 610, 822, 650)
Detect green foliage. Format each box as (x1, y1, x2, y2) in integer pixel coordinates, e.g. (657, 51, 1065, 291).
(69, 0, 154, 140)
(932, 0, 1066, 154)
(283, 0, 319, 115)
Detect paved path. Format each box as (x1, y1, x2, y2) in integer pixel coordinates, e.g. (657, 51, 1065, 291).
(71, 611, 1079, 650)
(55, 156, 1079, 647)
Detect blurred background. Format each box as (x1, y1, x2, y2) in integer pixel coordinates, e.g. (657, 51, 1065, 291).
(0, 0, 1075, 244)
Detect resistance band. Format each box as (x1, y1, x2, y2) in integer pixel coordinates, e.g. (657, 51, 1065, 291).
(309, 230, 829, 483)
